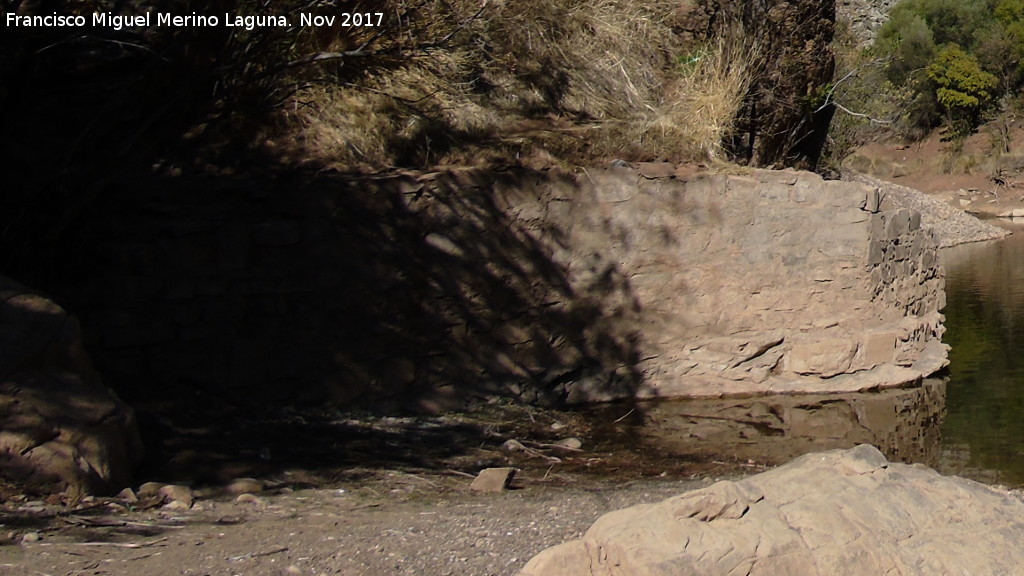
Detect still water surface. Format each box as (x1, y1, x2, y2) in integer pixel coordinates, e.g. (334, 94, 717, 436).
(940, 222, 1024, 484)
(579, 223, 1024, 485)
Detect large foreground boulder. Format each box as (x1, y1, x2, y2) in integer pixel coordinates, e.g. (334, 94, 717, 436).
(521, 445, 1024, 575)
(0, 275, 143, 495)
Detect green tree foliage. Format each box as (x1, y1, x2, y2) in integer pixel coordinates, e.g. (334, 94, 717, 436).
(927, 45, 999, 137)
(865, 0, 1024, 140)
(878, 11, 935, 85)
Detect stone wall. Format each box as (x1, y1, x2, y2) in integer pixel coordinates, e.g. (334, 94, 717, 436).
(565, 167, 947, 401)
(51, 166, 946, 410)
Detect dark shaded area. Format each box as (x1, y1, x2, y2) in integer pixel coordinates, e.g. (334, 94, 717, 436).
(39, 167, 641, 410)
(691, 0, 837, 169)
(0, 278, 143, 495)
(0, 1, 647, 491)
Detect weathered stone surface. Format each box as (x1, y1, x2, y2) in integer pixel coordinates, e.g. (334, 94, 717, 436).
(49, 165, 946, 412)
(470, 467, 516, 492)
(837, 0, 900, 46)
(520, 445, 1024, 576)
(787, 336, 858, 377)
(225, 477, 265, 495)
(158, 484, 194, 508)
(0, 275, 143, 495)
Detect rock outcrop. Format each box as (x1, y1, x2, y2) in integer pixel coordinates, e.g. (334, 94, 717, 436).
(0, 275, 143, 495)
(837, 0, 899, 46)
(520, 444, 1024, 576)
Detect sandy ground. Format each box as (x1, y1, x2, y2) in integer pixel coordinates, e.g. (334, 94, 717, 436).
(0, 402, 759, 576)
(0, 469, 748, 576)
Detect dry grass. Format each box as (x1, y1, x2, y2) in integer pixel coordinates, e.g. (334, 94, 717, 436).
(273, 0, 760, 170)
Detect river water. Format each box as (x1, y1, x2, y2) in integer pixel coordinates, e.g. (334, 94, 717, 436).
(580, 222, 1024, 486)
(939, 222, 1024, 485)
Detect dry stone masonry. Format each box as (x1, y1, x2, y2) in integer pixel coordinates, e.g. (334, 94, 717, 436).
(58, 166, 945, 410)
(556, 167, 947, 401)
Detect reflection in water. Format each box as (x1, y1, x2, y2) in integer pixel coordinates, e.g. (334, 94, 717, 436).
(577, 224, 1024, 482)
(941, 224, 1024, 484)
(587, 380, 945, 469)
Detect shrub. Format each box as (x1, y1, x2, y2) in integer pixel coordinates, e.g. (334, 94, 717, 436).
(926, 44, 999, 138)
(863, 0, 1017, 141)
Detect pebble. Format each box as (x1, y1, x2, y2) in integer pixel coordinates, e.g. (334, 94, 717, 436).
(554, 438, 583, 450)
(236, 493, 265, 506)
(226, 477, 265, 495)
(501, 439, 527, 452)
(138, 482, 167, 498)
(21, 532, 40, 543)
(117, 487, 138, 503)
(158, 484, 194, 509)
(470, 468, 516, 492)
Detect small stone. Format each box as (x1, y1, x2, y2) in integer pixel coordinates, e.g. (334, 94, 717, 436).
(138, 482, 167, 498)
(550, 422, 566, 431)
(21, 532, 40, 543)
(470, 467, 516, 492)
(117, 488, 138, 503)
(236, 493, 265, 506)
(158, 484, 194, 508)
(163, 499, 191, 511)
(284, 566, 303, 575)
(553, 438, 583, 450)
(502, 439, 527, 452)
(225, 478, 265, 495)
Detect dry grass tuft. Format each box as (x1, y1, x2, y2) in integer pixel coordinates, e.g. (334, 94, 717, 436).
(273, 1, 759, 169)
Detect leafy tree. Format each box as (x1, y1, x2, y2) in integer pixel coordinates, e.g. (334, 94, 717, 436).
(926, 44, 999, 138)
(878, 11, 936, 85)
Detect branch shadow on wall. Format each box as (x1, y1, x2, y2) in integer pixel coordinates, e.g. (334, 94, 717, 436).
(37, 166, 645, 484)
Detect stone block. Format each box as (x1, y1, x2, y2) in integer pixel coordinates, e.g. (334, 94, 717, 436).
(593, 173, 637, 203)
(787, 336, 858, 377)
(637, 162, 676, 179)
(861, 187, 882, 213)
(861, 331, 898, 367)
(867, 241, 885, 266)
(887, 209, 912, 236)
(835, 209, 869, 224)
(470, 467, 516, 492)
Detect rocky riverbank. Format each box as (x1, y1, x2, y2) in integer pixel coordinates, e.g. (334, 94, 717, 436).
(522, 445, 1024, 575)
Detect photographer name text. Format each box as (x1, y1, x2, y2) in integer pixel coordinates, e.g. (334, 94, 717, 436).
(6, 11, 384, 30)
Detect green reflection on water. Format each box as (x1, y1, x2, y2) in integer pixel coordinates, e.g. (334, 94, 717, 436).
(942, 227, 1024, 484)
